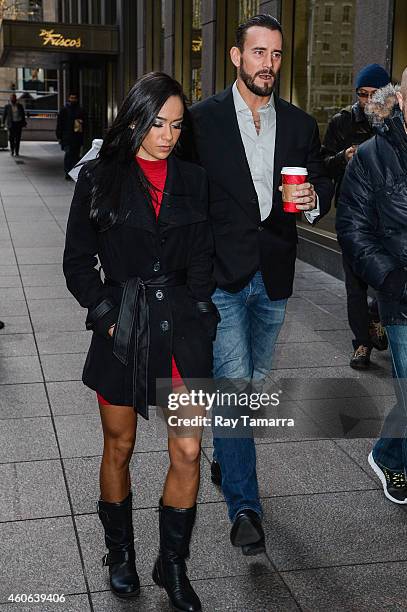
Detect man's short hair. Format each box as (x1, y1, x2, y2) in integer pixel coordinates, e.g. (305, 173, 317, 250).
(236, 14, 282, 52)
(68, 92, 79, 98)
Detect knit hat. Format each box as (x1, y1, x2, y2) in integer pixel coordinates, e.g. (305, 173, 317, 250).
(355, 64, 390, 90)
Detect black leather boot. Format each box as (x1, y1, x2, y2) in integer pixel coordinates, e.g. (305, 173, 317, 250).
(97, 491, 140, 599)
(152, 498, 201, 612)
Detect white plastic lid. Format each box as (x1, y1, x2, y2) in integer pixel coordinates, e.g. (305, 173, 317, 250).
(281, 167, 308, 175)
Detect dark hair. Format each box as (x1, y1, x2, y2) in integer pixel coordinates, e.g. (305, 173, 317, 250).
(89, 72, 187, 230)
(68, 92, 78, 97)
(236, 14, 282, 52)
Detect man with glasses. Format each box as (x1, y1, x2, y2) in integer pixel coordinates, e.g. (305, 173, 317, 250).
(322, 64, 391, 369)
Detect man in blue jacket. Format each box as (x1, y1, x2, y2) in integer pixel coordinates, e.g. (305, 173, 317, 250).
(336, 69, 407, 504)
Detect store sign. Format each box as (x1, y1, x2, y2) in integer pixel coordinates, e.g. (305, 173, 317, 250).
(39, 28, 82, 49)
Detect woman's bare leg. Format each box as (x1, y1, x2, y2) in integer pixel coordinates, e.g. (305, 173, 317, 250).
(99, 403, 137, 502)
(162, 385, 203, 508)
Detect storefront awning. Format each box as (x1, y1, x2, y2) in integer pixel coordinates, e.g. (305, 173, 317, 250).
(0, 19, 119, 68)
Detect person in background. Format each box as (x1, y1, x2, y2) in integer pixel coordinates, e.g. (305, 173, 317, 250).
(56, 92, 87, 180)
(2, 93, 26, 157)
(336, 71, 407, 504)
(322, 64, 391, 369)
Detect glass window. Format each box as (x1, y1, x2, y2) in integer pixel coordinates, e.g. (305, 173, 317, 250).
(292, 0, 357, 235)
(239, 0, 260, 22)
(343, 5, 351, 23)
(105, 0, 117, 24)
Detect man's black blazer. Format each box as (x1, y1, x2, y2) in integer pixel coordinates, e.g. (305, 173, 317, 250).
(184, 86, 333, 300)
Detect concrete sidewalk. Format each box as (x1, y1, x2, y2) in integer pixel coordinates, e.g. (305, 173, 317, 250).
(0, 143, 406, 611)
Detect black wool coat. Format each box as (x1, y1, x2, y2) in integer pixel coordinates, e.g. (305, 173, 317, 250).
(63, 154, 215, 418)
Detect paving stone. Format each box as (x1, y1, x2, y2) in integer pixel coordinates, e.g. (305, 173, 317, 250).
(296, 289, 345, 305)
(54, 414, 104, 458)
(0, 316, 32, 334)
(282, 561, 407, 612)
(19, 264, 66, 287)
(0, 287, 24, 300)
(0, 459, 70, 521)
(0, 247, 16, 265)
(36, 331, 90, 355)
(64, 451, 223, 514)
(25, 285, 72, 299)
(0, 383, 48, 419)
(256, 440, 376, 499)
(0, 182, 38, 196)
(0, 275, 22, 288)
(0, 265, 19, 276)
(0, 417, 58, 463)
(0, 333, 36, 357)
(0, 299, 28, 317)
(40, 353, 86, 382)
(0, 355, 42, 384)
(91, 572, 298, 611)
(76, 502, 271, 592)
(5, 207, 54, 222)
(29, 298, 85, 332)
(0, 517, 86, 602)
(8, 222, 65, 247)
(262, 491, 407, 571)
(46, 381, 98, 416)
(15, 247, 63, 264)
(335, 438, 378, 477)
(273, 341, 348, 369)
(277, 320, 322, 343)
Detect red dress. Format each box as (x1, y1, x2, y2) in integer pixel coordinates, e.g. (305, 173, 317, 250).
(97, 155, 183, 406)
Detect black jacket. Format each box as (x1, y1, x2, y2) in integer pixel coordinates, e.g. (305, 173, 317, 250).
(185, 87, 333, 300)
(63, 155, 216, 418)
(336, 100, 407, 326)
(321, 102, 373, 205)
(56, 103, 87, 146)
(3, 102, 26, 130)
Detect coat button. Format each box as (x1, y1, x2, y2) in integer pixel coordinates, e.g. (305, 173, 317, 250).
(251, 196, 258, 203)
(156, 289, 164, 300)
(160, 320, 169, 332)
(153, 260, 161, 272)
(160, 238, 166, 245)
(258, 225, 264, 231)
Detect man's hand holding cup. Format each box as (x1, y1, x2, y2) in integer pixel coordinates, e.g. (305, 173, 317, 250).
(279, 167, 316, 213)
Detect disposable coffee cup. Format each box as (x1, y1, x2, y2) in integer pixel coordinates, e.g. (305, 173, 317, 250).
(281, 167, 308, 213)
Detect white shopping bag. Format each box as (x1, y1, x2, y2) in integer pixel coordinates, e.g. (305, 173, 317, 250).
(69, 138, 103, 182)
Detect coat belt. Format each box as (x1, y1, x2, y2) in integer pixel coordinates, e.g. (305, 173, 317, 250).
(104, 270, 187, 413)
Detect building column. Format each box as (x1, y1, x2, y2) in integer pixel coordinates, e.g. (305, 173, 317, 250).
(259, 0, 281, 18)
(117, 0, 138, 99)
(201, 0, 216, 98)
(163, 0, 175, 76)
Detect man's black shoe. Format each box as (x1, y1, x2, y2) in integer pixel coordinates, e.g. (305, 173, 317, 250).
(368, 452, 407, 504)
(350, 345, 371, 369)
(230, 510, 265, 556)
(369, 320, 388, 351)
(0, 321, 4, 330)
(210, 460, 221, 486)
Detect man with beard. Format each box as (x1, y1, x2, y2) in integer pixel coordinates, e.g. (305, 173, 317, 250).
(56, 92, 87, 179)
(184, 14, 333, 554)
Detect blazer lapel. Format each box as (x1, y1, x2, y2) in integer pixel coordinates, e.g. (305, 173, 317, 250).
(210, 87, 260, 223)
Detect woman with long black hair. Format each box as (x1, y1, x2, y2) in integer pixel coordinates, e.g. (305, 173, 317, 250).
(63, 72, 219, 612)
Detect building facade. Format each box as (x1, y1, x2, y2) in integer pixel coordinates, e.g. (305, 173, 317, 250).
(1, 0, 406, 274)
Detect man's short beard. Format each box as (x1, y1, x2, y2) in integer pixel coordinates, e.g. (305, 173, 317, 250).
(239, 60, 275, 97)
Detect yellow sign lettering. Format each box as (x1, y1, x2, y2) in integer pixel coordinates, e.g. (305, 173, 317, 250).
(39, 29, 81, 49)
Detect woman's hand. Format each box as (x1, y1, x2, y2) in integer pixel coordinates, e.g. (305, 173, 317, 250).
(108, 324, 116, 337)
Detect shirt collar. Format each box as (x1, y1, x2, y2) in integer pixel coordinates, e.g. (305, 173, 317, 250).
(232, 81, 274, 113)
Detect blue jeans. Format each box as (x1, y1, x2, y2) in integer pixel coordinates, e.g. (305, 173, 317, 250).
(212, 271, 287, 521)
(372, 325, 407, 472)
